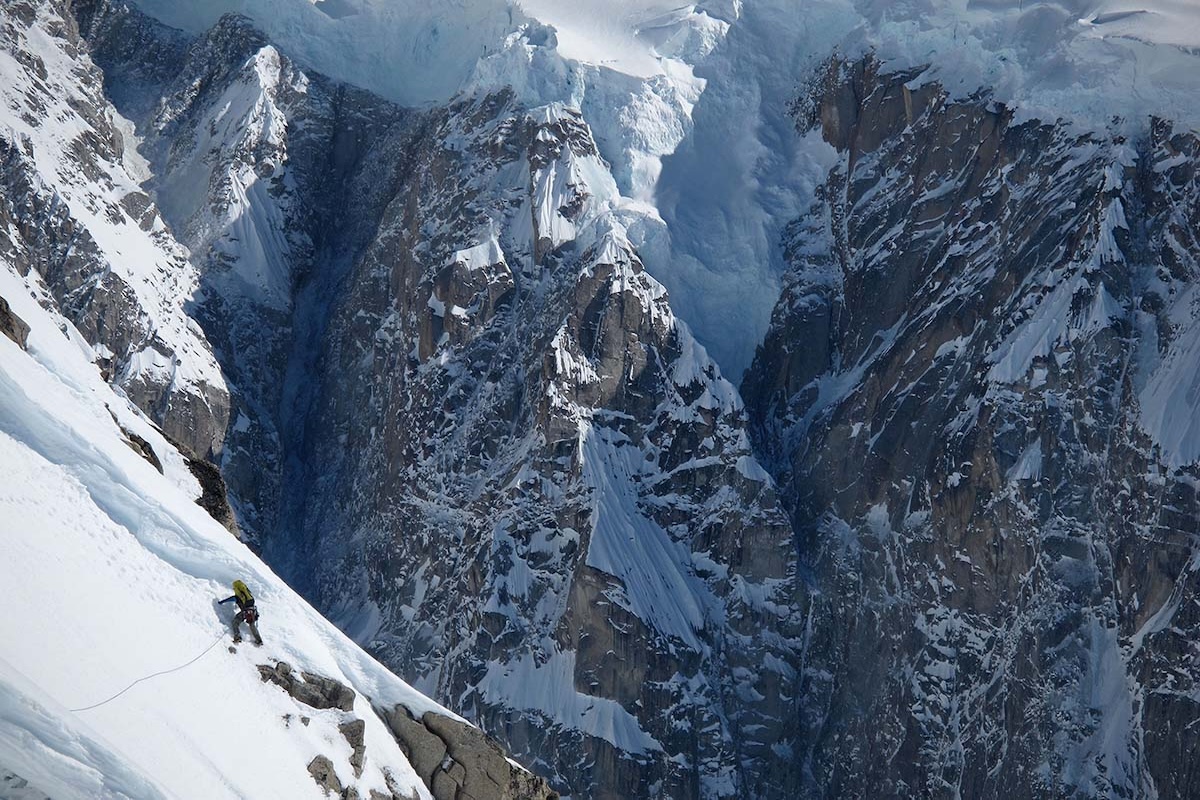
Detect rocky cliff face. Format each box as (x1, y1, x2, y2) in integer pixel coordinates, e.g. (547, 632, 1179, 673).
(378, 701, 558, 800)
(75, 0, 419, 545)
(256, 659, 558, 800)
(77, 5, 805, 797)
(0, 294, 31, 349)
(61, 1, 1200, 796)
(292, 92, 804, 798)
(1, 0, 228, 458)
(744, 56, 1200, 798)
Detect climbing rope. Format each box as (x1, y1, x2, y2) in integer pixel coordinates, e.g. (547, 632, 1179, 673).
(69, 631, 228, 713)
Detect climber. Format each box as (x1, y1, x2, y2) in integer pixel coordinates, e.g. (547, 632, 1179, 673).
(219, 580, 263, 645)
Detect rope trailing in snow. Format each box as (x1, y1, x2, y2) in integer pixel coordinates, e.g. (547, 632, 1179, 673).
(69, 632, 228, 713)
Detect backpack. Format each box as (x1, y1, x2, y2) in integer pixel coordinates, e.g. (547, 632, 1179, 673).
(232, 580, 254, 607)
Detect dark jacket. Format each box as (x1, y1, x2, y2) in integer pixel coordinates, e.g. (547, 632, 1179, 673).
(219, 594, 255, 612)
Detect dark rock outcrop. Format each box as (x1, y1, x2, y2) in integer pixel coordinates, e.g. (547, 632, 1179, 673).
(1, 769, 51, 800)
(183, 451, 239, 536)
(121, 428, 163, 473)
(258, 661, 356, 712)
(148, 425, 239, 534)
(378, 704, 557, 800)
(744, 55, 1200, 798)
(307, 755, 343, 796)
(0, 295, 30, 349)
(269, 667, 417, 798)
(339, 719, 366, 779)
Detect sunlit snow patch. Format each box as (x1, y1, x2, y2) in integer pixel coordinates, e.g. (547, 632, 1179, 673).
(580, 421, 710, 650)
(478, 650, 661, 755)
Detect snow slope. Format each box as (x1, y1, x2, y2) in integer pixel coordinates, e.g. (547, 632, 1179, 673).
(515, 0, 732, 78)
(0, 266, 439, 799)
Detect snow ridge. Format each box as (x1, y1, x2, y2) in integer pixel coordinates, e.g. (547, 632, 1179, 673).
(0, 262, 435, 800)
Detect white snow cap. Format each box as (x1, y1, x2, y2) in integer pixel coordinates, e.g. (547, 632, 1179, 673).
(127, 0, 1200, 130)
(849, 0, 1200, 130)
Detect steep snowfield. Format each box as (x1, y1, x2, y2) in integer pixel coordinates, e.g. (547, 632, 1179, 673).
(0, 269, 437, 798)
(515, 0, 732, 78)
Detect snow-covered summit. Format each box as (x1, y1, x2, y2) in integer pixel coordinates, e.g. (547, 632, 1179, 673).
(844, 0, 1200, 130)
(123, 0, 1200, 131)
(127, 0, 524, 106)
(125, 0, 730, 99)
(515, 0, 731, 78)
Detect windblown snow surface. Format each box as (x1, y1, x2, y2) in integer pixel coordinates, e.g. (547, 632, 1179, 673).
(0, 269, 441, 798)
(126, 0, 1200, 378)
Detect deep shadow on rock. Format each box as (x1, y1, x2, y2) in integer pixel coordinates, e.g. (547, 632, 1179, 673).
(183, 453, 239, 535)
(106, 406, 165, 474)
(155, 427, 239, 536)
(122, 427, 163, 472)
